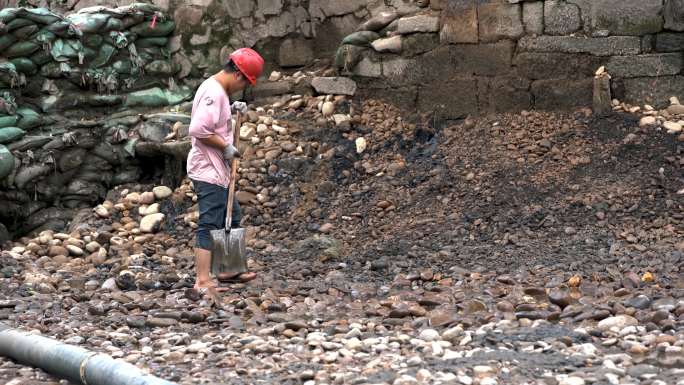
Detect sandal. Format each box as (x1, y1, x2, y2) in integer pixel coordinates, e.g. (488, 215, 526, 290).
(217, 271, 257, 283)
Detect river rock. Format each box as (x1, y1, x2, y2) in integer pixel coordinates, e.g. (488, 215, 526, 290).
(419, 329, 440, 341)
(48, 245, 67, 257)
(559, 377, 585, 385)
(663, 121, 682, 133)
(598, 315, 638, 331)
(139, 191, 156, 205)
(322, 101, 335, 116)
(153, 186, 173, 199)
(66, 245, 84, 256)
(140, 213, 165, 233)
(639, 116, 657, 127)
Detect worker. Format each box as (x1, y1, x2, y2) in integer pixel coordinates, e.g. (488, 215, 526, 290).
(187, 48, 264, 292)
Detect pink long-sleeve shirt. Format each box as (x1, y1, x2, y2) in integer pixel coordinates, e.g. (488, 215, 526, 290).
(186, 77, 232, 188)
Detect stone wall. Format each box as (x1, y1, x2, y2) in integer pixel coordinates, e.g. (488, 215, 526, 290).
(336, 0, 684, 119)
(2, 0, 426, 77)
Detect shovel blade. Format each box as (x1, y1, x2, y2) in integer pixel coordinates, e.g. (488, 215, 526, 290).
(210, 227, 247, 275)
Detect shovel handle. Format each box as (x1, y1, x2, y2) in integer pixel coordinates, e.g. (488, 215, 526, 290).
(225, 111, 241, 230)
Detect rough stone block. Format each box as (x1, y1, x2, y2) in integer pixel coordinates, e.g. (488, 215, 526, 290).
(440, 0, 478, 43)
(591, 0, 664, 36)
(518, 36, 641, 56)
(531, 78, 593, 110)
(357, 80, 418, 112)
(309, 0, 369, 21)
(174, 6, 204, 32)
(314, 14, 360, 56)
(251, 80, 294, 98)
(264, 11, 296, 37)
(642, 35, 656, 53)
(397, 14, 440, 34)
(451, 41, 515, 76)
(523, 1, 544, 35)
(352, 56, 382, 78)
(607, 53, 683, 78)
(312, 77, 358, 95)
(382, 56, 414, 81)
(224, 0, 255, 19)
(412, 45, 456, 84)
(665, 0, 684, 31)
(278, 38, 314, 67)
(402, 33, 439, 56)
(477, 76, 532, 113)
(418, 78, 478, 119)
(623, 76, 684, 108)
(478, 2, 524, 42)
(372, 36, 403, 53)
(514, 52, 605, 80)
(409, 42, 515, 82)
(655, 33, 684, 52)
(544, 0, 581, 35)
(256, 0, 283, 17)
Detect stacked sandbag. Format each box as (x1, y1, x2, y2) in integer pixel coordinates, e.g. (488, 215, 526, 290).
(335, 11, 400, 71)
(0, 4, 191, 115)
(0, 107, 194, 237)
(0, 4, 194, 237)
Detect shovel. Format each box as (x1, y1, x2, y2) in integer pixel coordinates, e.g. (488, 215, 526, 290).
(210, 112, 248, 278)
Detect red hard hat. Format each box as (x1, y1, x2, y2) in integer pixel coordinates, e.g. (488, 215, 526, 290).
(229, 48, 264, 86)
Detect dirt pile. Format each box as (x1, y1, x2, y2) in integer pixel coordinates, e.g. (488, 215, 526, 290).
(1, 87, 684, 384)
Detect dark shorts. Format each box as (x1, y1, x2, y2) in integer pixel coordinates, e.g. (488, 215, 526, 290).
(192, 179, 242, 250)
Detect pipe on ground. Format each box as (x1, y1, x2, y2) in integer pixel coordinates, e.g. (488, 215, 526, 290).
(0, 323, 176, 385)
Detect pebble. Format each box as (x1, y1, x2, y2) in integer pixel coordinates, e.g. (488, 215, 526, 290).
(355, 137, 367, 154)
(66, 245, 84, 256)
(559, 377, 585, 385)
(322, 102, 335, 117)
(152, 186, 173, 199)
(48, 245, 67, 257)
(139, 191, 155, 205)
(419, 329, 440, 341)
(639, 116, 657, 127)
(101, 278, 118, 291)
(85, 241, 100, 253)
(140, 213, 165, 233)
(664, 121, 683, 133)
(598, 315, 638, 331)
(94, 205, 110, 218)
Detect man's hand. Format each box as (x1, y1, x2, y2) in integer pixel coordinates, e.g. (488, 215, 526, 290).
(223, 144, 241, 161)
(231, 101, 248, 115)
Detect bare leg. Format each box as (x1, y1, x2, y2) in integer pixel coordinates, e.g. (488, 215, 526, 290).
(194, 247, 213, 289)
